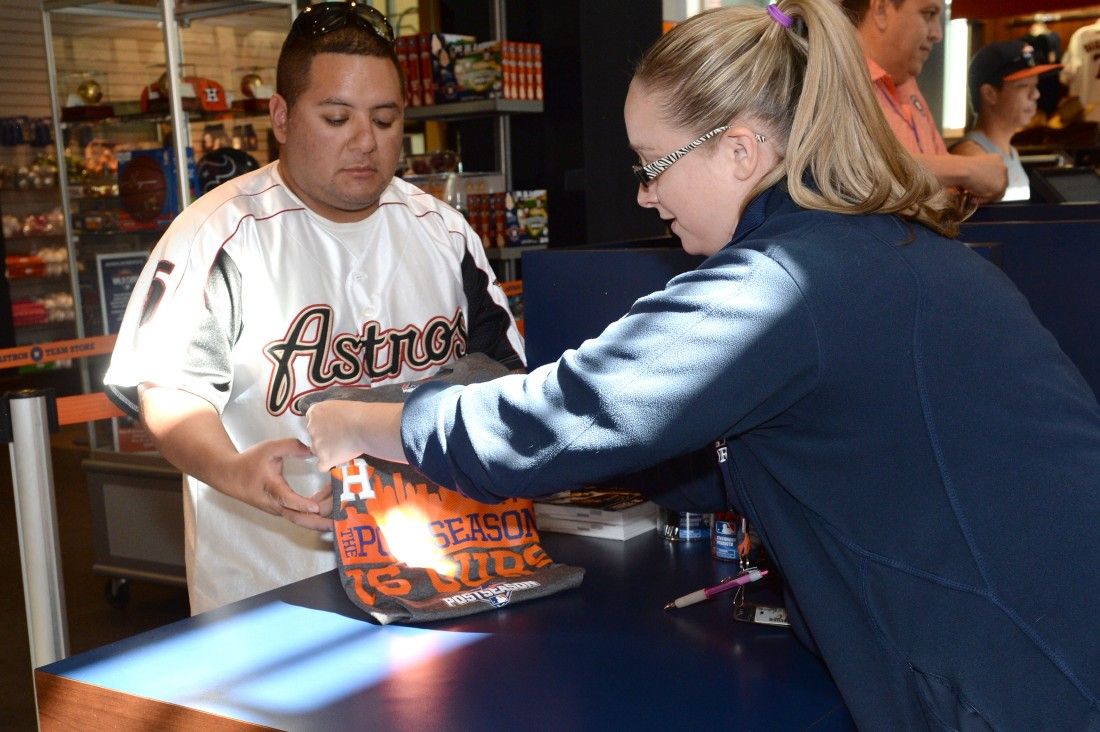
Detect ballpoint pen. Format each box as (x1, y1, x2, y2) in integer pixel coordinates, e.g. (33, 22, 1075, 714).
(663, 568, 768, 610)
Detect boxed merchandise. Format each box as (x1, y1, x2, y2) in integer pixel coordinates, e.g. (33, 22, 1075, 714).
(506, 42, 543, 101)
(534, 515, 655, 541)
(417, 33, 435, 105)
(430, 32, 477, 104)
(446, 40, 545, 102)
(534, 489, 658, 541)
(115, 148, 197, 231)
(453, 41, 504, 100)
(505, 189, 549, 246)
(396, 34, 421, 106)
(407, 34, 543, 105)
(534, 489, 657, 523)
(467, 191, 508, 248)
(530, 42, 544, 101)
(396, 33, 441, 106)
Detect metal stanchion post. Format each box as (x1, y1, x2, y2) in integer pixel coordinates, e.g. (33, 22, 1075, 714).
(5, 390, 69, 668)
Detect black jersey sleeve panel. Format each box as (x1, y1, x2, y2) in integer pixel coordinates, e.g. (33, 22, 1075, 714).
(207, 248, 244, 348)
(105, 384, 141, 421)
(104, 249, 243, 420)
(188, 248, 243, 395)
(460, 248, 524, 370)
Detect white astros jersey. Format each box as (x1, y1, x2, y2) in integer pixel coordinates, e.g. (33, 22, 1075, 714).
(105, 162, 524, 614)
(1061, 21, 1100, 122)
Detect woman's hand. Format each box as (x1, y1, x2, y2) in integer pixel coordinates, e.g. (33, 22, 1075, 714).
(305, 400, 407, 471)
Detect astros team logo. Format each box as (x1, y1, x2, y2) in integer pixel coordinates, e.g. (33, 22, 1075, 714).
(264, 305, 468, 415)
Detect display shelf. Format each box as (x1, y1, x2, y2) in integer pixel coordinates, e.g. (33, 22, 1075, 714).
(12, 321, 78, 346)
(0, 187, 61, 204)
(42, 0, 293, 24)
(1, 138, 69, 356)
(485, 243, 545, 281)
(405, 98, 543, 122)
(3, 232, 67, 243)
(67, 192, 120, 202)
(59, 106, 273, 130)
(72, 230, 161, 243)
(7, 274, 72, 286)
(486, 244, 547, 262)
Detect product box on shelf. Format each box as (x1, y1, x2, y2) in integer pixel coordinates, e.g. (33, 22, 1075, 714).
(115, 148, 198, 232)
(505, 189, 549, 246)
(467, 191, 507, 248)
(453, 41, 504, 101)
(441, 40, 545, 102)
(400, 34, 544, 105)
(530, 42, 544, 101)
(503, 41, 543, 101)
(396, 35, 417, 106)
(430, 33, 478, 104)
(417, 33, 435, 106)
(398, 32, 449, 107)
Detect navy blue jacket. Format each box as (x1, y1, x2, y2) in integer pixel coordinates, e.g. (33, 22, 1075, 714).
(403, 183, 1100, 730)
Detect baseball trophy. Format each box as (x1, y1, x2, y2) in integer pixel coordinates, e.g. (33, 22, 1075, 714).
(233, 67, 274, 113)
(240, 72, 263, 99)
(61, 71, 113, 121)
(77, 79, 102, 105)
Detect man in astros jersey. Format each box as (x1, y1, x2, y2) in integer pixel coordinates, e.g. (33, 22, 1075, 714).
(105, 2, 525, 614)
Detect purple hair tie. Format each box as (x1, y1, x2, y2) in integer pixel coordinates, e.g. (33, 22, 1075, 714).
(767, 3, 793, 28)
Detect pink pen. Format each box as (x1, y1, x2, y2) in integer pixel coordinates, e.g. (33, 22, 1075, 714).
(663, 568, 768, 610)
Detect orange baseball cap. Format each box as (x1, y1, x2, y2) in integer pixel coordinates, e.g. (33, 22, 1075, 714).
(968, 40, 1061, 110)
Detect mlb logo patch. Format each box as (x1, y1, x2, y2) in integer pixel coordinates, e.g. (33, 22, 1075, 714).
(484, 590, 512, 609)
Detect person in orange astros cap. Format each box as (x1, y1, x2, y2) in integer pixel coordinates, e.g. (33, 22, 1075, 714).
(952, 39, 1063, 202)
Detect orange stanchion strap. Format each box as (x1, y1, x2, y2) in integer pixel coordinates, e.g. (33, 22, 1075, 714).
(56, 392, 124, 426)
(0, 335, 116, 370)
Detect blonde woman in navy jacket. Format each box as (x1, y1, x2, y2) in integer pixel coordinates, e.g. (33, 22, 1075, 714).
(306, 1, 1100, 728)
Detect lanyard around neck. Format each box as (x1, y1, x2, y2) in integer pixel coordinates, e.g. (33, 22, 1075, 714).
(876, 82, 925, 154)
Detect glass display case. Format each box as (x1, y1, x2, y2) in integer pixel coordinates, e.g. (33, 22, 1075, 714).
(41, 1, 296, 397)
(0, 117, 73, 349)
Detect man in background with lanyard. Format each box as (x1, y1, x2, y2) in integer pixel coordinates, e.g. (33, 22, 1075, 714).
(842, 0, 1008, 205)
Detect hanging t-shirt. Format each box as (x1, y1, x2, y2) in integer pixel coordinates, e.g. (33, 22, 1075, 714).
(1061, 21, 1100, 122)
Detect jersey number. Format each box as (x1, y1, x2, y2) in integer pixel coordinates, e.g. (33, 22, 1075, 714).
(139, 260, 175, 326)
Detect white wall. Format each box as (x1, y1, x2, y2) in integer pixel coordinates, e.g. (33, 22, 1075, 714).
(0, 2, 290, 120)
(1, 0, 56, 118)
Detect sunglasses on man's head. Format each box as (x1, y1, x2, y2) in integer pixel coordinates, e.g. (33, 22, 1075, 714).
(289, 1, 395, 45)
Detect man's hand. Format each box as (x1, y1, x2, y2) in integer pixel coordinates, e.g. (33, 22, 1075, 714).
(221, 438, 333, 532)
(959, 152, 1008, 203)
(139, 385, 333, 532)
(919, 151, 1008, 205)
